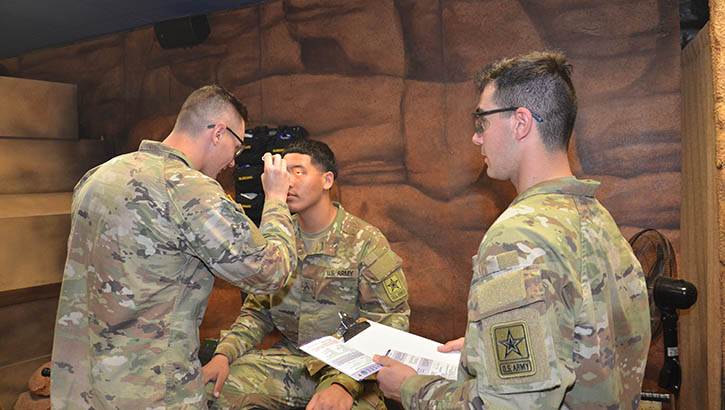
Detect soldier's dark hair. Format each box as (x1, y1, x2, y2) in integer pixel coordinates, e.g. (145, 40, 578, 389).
(474, 51, 577, 151)
(283, 139, 338, 179)
(175, 85, 248, 135)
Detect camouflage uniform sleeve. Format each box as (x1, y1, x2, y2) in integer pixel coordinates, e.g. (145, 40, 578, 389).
(400, 375, 480, 410)
(171, 170, 296, 294)
(398, 222, 578, 408)
(214, 293, 275, 362)
(358, 232, 410, 331)
(314, 371, 362, 400)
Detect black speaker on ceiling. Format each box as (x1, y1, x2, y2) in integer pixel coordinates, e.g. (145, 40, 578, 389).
(154, 15, 210, 49)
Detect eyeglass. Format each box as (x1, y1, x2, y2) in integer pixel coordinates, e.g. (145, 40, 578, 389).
(471, 107, 543, 135)
(207, 124, 245, 157)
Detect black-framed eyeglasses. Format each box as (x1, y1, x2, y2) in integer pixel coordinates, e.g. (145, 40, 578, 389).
(207, 124, 244, 157)
(471, 107, 543, 135)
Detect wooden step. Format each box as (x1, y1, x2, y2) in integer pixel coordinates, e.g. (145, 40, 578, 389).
(0, 138, 110, 194)
(0, 192, 72, 218)
(0, 213, 71, 293)
(0, 76, 77, 139)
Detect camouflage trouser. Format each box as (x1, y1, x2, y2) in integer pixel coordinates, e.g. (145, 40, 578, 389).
(207, 344, 386, 410)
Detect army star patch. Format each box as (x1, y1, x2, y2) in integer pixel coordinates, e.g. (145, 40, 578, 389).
(383, 272, 406, 303)
(491, 320, 536, 378)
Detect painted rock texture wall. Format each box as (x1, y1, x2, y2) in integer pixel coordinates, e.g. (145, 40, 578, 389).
(1, 0, 680, 393)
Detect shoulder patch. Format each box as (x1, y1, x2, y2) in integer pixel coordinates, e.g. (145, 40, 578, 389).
(382, 271, 407, 303)
(491, 320, 536, 379)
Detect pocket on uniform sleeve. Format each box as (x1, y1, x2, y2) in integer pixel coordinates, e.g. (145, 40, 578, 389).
(361, 248, 408, 310)
(467, 268, 562, 393)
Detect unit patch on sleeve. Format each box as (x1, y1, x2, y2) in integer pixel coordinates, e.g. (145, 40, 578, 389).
(491, 320, 536, 378)
(382, 271, 406, 303)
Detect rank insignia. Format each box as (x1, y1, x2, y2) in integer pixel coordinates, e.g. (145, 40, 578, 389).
(300, 278, 316, 296)
(491, 320, 536, 378)
(382, 272, 406, 303)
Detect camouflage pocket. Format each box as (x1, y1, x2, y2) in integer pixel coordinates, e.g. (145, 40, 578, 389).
(466, 268, 561, 392)
(361, 248, 407, 310)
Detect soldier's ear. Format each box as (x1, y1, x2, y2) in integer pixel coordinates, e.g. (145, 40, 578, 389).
(513, 108, 534, 142)
(322, 171, 334, 190)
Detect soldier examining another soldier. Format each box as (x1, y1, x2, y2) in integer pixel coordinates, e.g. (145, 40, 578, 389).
(203, 139, 410, 410)
(50, 85, 298, 409)
(374, 52, 651, 409)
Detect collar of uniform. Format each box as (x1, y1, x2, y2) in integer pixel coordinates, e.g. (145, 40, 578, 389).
(294, 202, 346, 258)
(511, 176, 600, 206)
(139, 140, 194, 169)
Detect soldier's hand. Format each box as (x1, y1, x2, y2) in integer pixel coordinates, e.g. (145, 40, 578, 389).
(373, 355, 417, 402)
(261, 153, 289, 203)
(306, 384, 353, 410)
(202, 354, 230, 398)
(437, 337, 465, 352)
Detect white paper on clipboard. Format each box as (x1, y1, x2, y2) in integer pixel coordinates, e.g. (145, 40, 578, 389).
(299, 320, 460, 381)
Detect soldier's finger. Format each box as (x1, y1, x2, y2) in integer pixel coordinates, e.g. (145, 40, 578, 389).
(214, 377, 224, 398)
(279, 157, 287, 173)
(373, 354, 395, 367)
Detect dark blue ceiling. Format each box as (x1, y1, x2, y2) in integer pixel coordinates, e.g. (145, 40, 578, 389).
(0, 1, 709, 59)
(0, 0, 265, 59)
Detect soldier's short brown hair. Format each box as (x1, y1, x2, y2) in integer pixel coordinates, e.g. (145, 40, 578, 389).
(474, 51, 577, 151)
(175, 85, 248, 135)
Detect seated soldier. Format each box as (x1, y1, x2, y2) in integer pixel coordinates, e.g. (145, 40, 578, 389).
(204, 139, 410, 409)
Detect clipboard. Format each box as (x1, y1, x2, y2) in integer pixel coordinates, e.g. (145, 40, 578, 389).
(335, 311, 371, 341)
(299, 312, 461, 381)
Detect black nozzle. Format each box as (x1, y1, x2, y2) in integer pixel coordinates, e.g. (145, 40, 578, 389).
(654, 276, 698, 310)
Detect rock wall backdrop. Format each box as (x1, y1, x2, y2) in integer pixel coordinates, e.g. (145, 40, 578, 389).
(1, 0, 680, 394)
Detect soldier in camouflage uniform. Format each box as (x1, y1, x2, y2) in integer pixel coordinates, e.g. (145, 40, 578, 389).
(50, 85, 298, 409)
(203, 139, 410, 409)
(374, 52, 651, 409)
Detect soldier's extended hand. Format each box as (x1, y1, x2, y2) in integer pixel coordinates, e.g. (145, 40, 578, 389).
(203, 354, 231, 398)
(373, 355, 418, 402)
(261, 153, 289, 203)
(306, 384, 353, 410)
(437, 337, 465, 352)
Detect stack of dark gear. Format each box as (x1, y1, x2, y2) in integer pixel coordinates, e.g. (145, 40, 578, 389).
(234, 125, 307, 225)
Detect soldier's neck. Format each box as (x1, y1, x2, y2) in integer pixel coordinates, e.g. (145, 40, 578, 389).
(297, 197, 337, 235)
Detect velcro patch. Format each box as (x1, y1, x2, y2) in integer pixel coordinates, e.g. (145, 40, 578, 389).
(491, 320, 535, 378)
(469, 269, 544, 321)
(485, 250, 519, 274)
(382, 271, 406, 303)
(367, 251, 400, 281)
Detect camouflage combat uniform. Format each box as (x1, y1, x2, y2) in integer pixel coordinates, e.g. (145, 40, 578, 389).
(51, 140, 297, 409)
(211, 203, 410, 409)
(400, 177, 650, 409)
